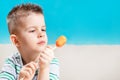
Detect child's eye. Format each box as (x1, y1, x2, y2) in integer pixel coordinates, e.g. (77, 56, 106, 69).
(42, 29, 46, 32)
(29, 30, 36, 33)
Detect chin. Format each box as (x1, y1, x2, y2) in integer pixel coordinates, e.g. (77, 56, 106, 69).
(39, 47, 45, 51)
(34, 44, 46, 52)
(35, 46, 45, 52)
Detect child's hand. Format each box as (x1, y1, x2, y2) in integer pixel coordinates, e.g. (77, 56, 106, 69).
(18, 62, 38, 80)
(39, 46, 54, 70)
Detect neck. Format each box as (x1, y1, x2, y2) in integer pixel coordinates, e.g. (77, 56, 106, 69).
(19, 49, 40, 65)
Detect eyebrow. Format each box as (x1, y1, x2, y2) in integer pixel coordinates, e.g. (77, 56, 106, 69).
(25, 25, 46, 30)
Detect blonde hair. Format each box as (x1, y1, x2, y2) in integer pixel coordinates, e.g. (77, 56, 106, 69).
(7, 3, 43, 34)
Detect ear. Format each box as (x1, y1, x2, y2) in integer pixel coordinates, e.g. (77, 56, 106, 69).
(10, 34, 20, 47)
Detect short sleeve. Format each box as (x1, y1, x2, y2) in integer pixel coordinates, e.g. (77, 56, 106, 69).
(0, 58, 17, 80)
(50, 58, 60, 80)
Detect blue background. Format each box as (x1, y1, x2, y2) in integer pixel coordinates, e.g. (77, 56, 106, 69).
(0, 0, 120, 45)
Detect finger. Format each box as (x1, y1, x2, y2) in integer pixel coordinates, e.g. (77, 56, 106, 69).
(46, 47, 54, 56)
(19, 69, 30, 79)
(42, 48, 55, 61)
(27, 62, 38, 72)
(31, 62, 39, 70)
(19, 62, 38, 80)
(46, 45, 56, 51)
(43, 47, 54, 56)
(39, 56, 48, 64)
(24, 67, 33, 75)
(44, 50, 54, 59)
(40, 52, 50, 60)
(19, 77, 24, 80)
(46, 46, 53, 49)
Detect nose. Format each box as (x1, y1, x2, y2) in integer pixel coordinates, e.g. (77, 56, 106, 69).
(37, 30, 44, 38)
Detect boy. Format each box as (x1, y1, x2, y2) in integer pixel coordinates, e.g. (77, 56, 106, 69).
(0, 3, 59, 80)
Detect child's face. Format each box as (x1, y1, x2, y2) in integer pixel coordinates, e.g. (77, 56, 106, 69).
(15, 13, 47, 53)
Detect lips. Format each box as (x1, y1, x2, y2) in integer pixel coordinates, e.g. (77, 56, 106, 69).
(37, 41, 46, 45)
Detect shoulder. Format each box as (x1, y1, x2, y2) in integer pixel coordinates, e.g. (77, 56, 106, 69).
(2, 52, 22, 70)
(1, 52, 21, 73)
(5, 52, 21, 65)
(0, 53, 22, 79)
(0, 53, 20, 80)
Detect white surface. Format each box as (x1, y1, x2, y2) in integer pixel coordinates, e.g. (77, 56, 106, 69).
(0, 44, 120, 80)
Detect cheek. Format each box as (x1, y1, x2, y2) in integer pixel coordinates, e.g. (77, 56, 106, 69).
(19, 37, 29, 45)
(19, 34, 34, 44)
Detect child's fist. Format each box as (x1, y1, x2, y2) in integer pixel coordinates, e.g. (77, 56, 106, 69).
(18, 62, 38, 80)
(39, 46, 54, 69)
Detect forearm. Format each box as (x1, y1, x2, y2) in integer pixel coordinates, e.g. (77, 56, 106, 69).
(37, 68, 50, 80)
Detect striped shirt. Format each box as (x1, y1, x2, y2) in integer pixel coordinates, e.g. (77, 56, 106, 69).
(0, 52, 59, 80)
